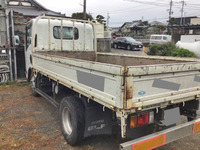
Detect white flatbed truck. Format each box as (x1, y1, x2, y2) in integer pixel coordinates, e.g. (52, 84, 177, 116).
(25, 15, 200, 150)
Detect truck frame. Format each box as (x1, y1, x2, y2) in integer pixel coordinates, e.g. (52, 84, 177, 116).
(25, 15, 200, 150)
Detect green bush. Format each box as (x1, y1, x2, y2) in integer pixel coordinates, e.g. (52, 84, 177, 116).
(147, 42, 176, 56)
(172, 48, 195, 57)
(147, 42, 196, 58)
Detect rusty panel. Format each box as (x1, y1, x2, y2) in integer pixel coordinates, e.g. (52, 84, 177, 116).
(97, 54, 187, 66)
(36, 51, 96, 61)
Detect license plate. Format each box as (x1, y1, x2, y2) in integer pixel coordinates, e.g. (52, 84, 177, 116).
(161, 107, 180, 126)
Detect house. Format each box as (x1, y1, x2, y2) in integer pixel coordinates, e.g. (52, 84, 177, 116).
(120, 22, 132, 33)
(190, 18, 200, 35)
(120, 20, 148, 36)
(170, 16, 200, 43)
(170, 16, 197, 26)
(0, 0, 65, 81)
(149, 21, 165, 26)
(111, 27, 120, 34)
(148, 21, 167, 35)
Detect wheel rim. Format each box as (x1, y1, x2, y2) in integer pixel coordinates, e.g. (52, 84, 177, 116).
(62, 107, 73, 135)
(114, 44, 117, 49)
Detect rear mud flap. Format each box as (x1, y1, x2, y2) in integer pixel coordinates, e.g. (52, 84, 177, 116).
(84, 106, 112, 137)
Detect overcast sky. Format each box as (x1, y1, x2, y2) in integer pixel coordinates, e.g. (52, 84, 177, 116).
(36, 0, 200, 27)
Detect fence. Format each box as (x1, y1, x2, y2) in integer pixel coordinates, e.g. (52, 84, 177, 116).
(0, 50, 10, 84)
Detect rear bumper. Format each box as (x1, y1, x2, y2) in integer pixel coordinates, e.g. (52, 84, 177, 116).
(120, 118, 200, 150)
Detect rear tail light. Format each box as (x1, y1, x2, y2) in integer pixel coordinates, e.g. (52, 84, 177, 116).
(137, 113, 149, 127)
(130, 112, 154, 128)
(130, 116, 137, 128)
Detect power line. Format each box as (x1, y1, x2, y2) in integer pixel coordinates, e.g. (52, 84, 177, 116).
(124, 0, 171, 7)
(93, 0, 200, 16)
(93, 4, 149, 14)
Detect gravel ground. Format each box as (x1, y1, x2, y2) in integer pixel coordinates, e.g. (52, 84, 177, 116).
(0, 84, 200, 150)
(0, 84, 122, 150)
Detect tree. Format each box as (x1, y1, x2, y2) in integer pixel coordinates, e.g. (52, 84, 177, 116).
(71, 12, 93, 20)
(96, 15, 106, 24)
(167, 17, 175, 34)
(152, 25, 166, 34)
(168, 17, 176, 26)
(142, 21, 149, 26)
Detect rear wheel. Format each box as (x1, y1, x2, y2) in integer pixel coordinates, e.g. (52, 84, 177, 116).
(127, 45, 132, 50)
(59, 96, 85, 145)
(114, 43, 118, 49)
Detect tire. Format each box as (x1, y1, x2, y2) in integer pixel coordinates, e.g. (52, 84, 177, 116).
(59, 96, 85, 145)
(30, 75, 40, 97)
(114, 43, 118, 49)
(127, 45, 132, 50)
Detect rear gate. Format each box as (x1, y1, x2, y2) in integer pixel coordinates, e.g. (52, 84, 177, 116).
(128, 70, 200, 109)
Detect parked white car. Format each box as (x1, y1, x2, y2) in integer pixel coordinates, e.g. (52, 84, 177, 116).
(150, 34, 172, 44)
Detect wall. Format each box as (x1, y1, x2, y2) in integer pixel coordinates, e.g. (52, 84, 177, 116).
(0, 1, 7, 46)
(180, 35, 200, 43)
(191, 18, 200, 25)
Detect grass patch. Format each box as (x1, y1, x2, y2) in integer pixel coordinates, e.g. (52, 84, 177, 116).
(0, 81, 28, 87)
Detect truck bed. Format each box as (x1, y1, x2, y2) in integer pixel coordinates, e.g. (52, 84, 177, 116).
(37, 51, 188, 66)
(32, 51, 200, 111)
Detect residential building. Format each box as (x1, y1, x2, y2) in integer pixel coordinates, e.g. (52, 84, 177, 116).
(120, 20, 148, 36)
(0, 0, 65, 81)
(147, 21, 167, 35)
(170, 16, 200, 43)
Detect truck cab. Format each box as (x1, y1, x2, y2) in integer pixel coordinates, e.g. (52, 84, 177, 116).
(25, 16, 103, 80)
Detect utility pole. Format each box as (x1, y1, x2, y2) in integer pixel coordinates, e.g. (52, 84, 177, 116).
(167, 0, 173, 34)
(107, 12, 110, 27)
(180, 0, 185, 25)
(169, 0, 173, 23)
(83, 0, 86, 19)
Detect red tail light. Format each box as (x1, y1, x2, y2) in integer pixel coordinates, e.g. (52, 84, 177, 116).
(137, 113, 149, 127)
(130, 112, 154, 128)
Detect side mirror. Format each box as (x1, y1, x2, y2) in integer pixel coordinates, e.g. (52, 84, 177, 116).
(14, 35, 20, 46)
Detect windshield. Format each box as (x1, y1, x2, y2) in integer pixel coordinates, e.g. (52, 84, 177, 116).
(126, 37, 136, 42)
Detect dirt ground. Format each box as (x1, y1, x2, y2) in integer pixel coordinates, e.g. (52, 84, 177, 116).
(0, 84, 200, 150)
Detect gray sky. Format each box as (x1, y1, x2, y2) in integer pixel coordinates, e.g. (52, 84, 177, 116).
(36, 0, 200, 27)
